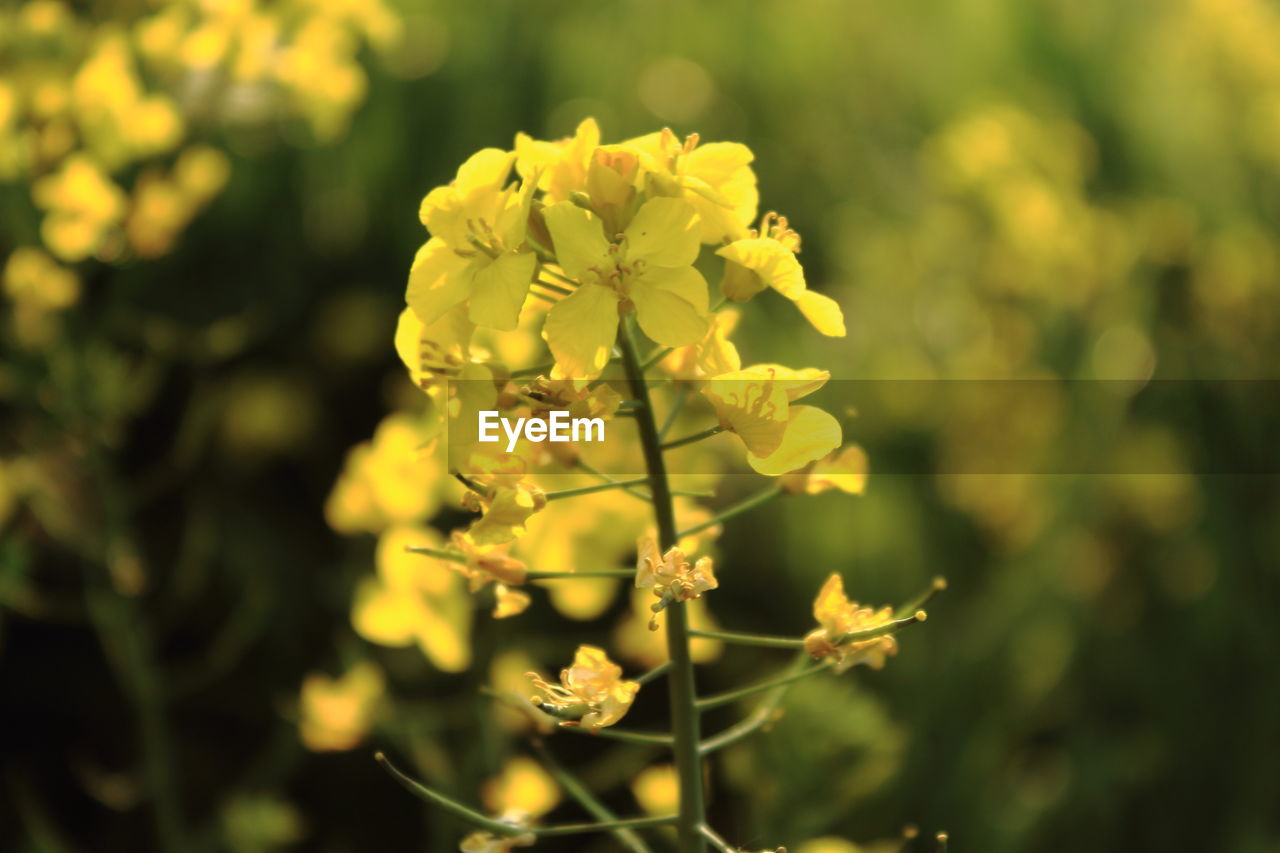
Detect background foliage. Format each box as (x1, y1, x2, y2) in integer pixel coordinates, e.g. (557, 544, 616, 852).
(3, 0, 1278, 851)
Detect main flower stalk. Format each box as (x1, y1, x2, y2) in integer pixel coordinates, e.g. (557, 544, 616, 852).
(618, 319, 706, 853)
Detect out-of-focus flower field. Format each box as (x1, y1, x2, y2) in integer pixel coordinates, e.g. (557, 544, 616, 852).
(2, 1, 1278, 851)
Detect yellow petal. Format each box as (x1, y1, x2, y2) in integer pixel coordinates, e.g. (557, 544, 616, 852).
(542, 201, 611, 280)
(794, 289, 846, 337)
(747, 405, 843, 476)
(631, 280, 708, 347)
(468, 251, 536, 330)
(643, 263, 709, 314)
(350, 577, 418, 647)
(715, 237, 805, 299)
(406, 238, 471, 325)
(624, 197, 700, 267)
(544, 284, 619, 379)
(812, 573, 848, 624)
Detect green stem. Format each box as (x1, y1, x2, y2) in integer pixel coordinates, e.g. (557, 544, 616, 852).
(635, 661, 672, 686)
(619, 319, 706, 853)
(534, 278, 574, 297)
(894, 575, 948, 620)
(699, 823, 738, 853)
(560, 725, 674, 747)
(640, 346, 675, 373)
(695, 662, 833, 711)
(687, 628, 805, 649)
(375, 752, 524, 837)
(660, 424, 725, 451)
(678, 485, 783, 539)
(658, 385, 691, 440)
(531, 741, 654, 853)
(698, 652, 809, 757)
(545, 478, 653, 501)
(537, 816, 677, 836)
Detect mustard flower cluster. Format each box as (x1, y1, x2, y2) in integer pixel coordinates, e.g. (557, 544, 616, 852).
(0, 0, 398, 343)
(322, 119, 938, 853)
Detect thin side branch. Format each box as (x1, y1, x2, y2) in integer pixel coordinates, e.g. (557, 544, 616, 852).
(375, 752, 525, 837)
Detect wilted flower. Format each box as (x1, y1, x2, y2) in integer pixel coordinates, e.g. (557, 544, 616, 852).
(635, 535, 718, 629)
(528, 645, 639, 731)
(804, 574, 902, 672)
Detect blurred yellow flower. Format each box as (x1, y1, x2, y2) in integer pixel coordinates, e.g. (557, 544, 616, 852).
(3, 247, 79, 312)
(631, 763, 679, 816)
(482, 757, 560, 818)
(324, 413, 442, 534)
(298, 661, 383, 751)
(781, 445, 869, 495)
(528, 645, 639, 731)
(351, 526, 472, 671)
(32, 154, 126, 261)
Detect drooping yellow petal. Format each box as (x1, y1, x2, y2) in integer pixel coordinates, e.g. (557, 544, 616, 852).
(544, 284, 620, 379)
(624, 197, 700, 267)
(795, 290, 846, 337)
(406, 238, 471, 325)
(716, 237, 806, 299)
(747, 405, 842, 476)
(468, 251, 536, 330)
(542, 201, 611, 280)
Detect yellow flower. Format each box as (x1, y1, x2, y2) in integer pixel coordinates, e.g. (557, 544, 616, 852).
(351, 526, 472, 671)
(298, 661, 383, 751)
(515, 117, 600, 202)
(701, 364, 842, 475)
(482, 757, 560, 819)
(542, 196, 709, 377)
(3, 247, 79, 312)
(660, 308, 742, 379)
(393, 304, 475, 392)
(32, 154, 127, 261)
(448, 530, 531, 619)
(780, 445, 869, 495)
(528, 645, 639, 731)
(324, 413, 442, 534)
(717, 213, 846, 337)
(804, 574, 899, 673)
(462, 461, 548, 546)
(459, 812, 536, 853)
(635, 535, 718, 629)
(631, 764, 679, 816)
(625, 127, 759, 244)
(409, 149, 538, 331)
